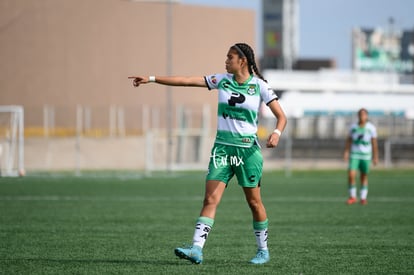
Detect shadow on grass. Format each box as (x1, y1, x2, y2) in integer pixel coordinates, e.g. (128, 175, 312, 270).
(2, 257, 270, 267)
(1, 257, 182, 266)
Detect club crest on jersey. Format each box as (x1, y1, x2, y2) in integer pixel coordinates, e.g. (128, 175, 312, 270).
(211, 75, 217, 84)
(247, 85, 256, 95)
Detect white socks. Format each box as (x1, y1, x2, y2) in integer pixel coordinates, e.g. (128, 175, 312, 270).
(192, 216, 214, 249)
(349, 185, 357, 198)
(253, 219, 269, 251)
(349, 184, 368, 200)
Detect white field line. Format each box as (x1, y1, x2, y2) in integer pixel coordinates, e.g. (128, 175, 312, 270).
(0, 196, 413, 203)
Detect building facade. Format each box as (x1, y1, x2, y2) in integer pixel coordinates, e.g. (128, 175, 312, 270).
(0, 0, 255, 131)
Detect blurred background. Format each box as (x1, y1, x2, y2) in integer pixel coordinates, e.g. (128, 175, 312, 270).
(0, 0, 413, 176)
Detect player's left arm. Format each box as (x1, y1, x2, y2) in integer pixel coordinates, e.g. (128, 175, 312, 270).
(266, 99, 287, 148)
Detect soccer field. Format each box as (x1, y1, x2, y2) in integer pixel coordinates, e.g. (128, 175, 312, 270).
(0, 170, 413, 274)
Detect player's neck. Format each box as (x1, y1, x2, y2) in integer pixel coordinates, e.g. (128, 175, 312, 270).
(233, 71, 250, 85)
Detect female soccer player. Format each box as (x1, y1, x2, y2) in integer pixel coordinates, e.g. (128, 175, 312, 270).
(343, 108, 379, 205)
(129, 43, 287, 264)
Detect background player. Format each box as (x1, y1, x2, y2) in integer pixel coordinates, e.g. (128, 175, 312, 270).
(343, 108, 379, 205)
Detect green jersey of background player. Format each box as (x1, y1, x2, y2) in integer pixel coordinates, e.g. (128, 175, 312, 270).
(129, 42, 287, 264)
(344, 108, 379, 205)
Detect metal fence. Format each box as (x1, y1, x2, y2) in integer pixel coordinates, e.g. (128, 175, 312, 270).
(18, 105, 414, 172)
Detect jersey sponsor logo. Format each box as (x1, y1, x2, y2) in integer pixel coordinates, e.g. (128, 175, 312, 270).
(228, 92, 246, 106)
(353, 140, 370, 146)
(268, 88, 277, 97)
(222, 110, 247, 122)
(242, 138, 252, 143)
(223, 81, 230, 88)
(223, 93, 248, 121)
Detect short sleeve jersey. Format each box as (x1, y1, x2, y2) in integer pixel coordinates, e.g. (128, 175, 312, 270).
(204, 73, 278, 148)
(348, 121, 377, 160)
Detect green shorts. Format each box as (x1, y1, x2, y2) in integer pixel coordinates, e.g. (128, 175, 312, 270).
(348, 158, 371, 174)
(206, 143, 263, 188)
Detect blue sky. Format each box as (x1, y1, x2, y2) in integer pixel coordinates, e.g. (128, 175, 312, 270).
(182, 0, 414, 69)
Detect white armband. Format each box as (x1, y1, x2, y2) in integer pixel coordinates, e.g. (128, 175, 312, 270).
(273, 129, 282, 136)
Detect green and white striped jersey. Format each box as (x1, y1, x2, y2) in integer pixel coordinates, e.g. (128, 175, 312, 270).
(204, 73, 278, 148)
(348, 122, 377, 160)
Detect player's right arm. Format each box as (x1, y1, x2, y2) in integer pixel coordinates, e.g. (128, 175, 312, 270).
(128, 76, 207, 88)
(371, 136, 379, 165)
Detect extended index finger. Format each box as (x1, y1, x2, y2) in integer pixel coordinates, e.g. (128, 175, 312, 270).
(128, 76, 137, 79)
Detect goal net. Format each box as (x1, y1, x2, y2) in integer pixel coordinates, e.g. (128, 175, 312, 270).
(0, 106, 24, 177)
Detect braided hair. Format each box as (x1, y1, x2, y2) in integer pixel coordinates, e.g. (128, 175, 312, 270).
(231, 43, 267, 82)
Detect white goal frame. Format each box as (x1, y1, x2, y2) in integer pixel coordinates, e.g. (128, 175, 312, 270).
(0, 105, 24, 177)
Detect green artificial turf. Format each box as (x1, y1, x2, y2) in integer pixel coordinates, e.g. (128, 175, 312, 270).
(0, 169, 413, 274)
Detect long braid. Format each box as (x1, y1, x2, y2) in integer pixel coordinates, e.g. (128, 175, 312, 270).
(233, 43, 267, 83)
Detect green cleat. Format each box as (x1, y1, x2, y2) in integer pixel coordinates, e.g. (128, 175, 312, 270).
(174, 245, 203, 264)
(250, 249, 270, 264)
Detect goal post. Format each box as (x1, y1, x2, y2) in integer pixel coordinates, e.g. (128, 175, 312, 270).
(0, 105, 24, 177)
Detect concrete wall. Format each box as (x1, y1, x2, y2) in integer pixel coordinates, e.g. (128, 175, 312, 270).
(0, 0, 255, 129)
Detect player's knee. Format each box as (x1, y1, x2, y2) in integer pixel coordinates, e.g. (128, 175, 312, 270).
(247, 199, 263, 212)
(203, 195, 220, 207)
